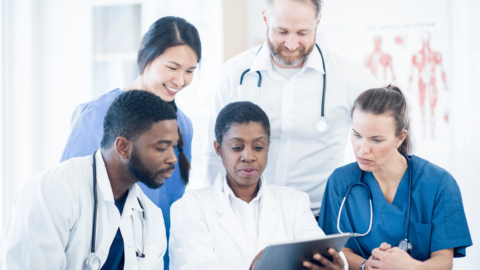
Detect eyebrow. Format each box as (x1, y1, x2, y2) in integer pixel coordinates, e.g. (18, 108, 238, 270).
(155, 140, 174, 144)
(352, 129, 386, 139)
(167, 61, 197, 70)
(229, 137, 267, 142)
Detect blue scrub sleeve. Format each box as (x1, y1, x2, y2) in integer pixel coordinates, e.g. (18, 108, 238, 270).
(61, 104, 105, 162)
(429, 172, 472, 257)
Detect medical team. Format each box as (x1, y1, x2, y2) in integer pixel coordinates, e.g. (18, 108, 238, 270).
(0, 0, 472, 270)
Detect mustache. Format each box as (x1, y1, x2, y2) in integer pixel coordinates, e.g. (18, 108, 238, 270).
(155, 164, 175, 176)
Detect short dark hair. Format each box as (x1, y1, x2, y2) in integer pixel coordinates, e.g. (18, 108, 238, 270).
(137, 16, 202, 74)
(101, 90, 177, 149)
(351, 85, 412, 155)
(215, 101, 271, 145)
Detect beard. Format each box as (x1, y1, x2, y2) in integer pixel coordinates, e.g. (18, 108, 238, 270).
(267, 28, 316, 67)
(128, 144, 175, 189)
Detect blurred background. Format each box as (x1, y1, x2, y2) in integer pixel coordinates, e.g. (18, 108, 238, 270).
(0, 0, 478, 268)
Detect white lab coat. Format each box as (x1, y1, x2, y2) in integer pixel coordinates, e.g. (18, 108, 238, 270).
(169, 171, 347, 270)
(0, 150, 166, 270)
(201, 43, 379, 215)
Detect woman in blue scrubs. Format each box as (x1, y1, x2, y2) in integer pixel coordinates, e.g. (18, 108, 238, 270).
(318, 85, 472, 270)
(61, 16, 201, 270)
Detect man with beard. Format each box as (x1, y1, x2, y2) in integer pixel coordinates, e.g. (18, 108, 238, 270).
(202, 0, 379, 218)
(0, 90, 177, 270)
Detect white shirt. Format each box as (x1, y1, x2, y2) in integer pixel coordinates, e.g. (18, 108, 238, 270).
(169, 170, 348, 270)
(202, 43, 379, 215)
(0, 150, 166, 270)
(271, 60, 301, 80)
(223, 176, 265, 253)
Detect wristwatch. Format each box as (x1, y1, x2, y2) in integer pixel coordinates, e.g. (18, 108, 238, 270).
(359, 259, 367, 270)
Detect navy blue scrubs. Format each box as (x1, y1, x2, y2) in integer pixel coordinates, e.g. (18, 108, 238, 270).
(102, 190, 129, 270)
(319, 155, 472, 261)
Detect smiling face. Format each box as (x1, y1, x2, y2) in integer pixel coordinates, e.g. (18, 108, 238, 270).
(214, 122, 270, 188)
(351, 109, 406, 172)
(128, 119, 179, 188)
(263, 0, 319, 68)
(141, 45, 198, 102)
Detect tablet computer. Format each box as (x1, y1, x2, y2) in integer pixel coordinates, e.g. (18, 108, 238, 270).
(255, 234, 351, 270)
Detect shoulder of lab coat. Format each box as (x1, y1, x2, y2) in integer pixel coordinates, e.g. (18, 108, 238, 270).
(200, 46, 379, 188)
(0, 156, 92, 270)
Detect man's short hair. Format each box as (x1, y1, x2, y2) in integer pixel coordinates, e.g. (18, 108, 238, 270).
(265, 0, 324, 20)
(215, 101, 271, 145)
(101, 90, 177, 149)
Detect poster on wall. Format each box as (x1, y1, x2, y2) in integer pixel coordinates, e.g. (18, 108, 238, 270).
(358, 22, 451, 156)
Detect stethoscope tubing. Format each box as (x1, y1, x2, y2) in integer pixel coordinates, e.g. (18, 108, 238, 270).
(338, 153, 413, 242)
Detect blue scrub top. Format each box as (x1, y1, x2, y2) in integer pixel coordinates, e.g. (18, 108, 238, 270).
(61, 89, 193, 270)
(318, 155, 472, 261)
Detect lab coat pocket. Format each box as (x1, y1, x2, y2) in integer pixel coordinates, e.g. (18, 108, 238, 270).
(137, 245, 164, 269)
(408, 221, 432, 261)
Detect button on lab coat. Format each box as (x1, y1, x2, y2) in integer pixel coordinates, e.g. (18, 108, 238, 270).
(201, 43, 379, 215)
(169, 171, 347, 270)
(0, 150, 166, 270)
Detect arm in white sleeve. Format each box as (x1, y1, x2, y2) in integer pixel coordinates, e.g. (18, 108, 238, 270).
(292, 191, 348, 270)
(169, 195, 254, 270)
(200, 67, 234, 188)
(0, 175, 75, 270)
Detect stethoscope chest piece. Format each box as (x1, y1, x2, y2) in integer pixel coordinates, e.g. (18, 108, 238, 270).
(314, 117, 329, 133)
(399, 239, 412, 254)
(86, 253, 101, 270)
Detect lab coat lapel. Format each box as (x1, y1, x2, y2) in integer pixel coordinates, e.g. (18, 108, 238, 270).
(256, 181, 279, 251)
(212, 172, 251, 255)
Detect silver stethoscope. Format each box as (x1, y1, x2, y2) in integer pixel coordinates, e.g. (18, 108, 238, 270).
(238, 44, 329, 133)
(337, 152, 413, 254)
(86, 151, 147, 270)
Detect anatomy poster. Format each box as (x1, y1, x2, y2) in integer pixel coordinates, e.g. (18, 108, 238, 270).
(358, 22, 451, 156)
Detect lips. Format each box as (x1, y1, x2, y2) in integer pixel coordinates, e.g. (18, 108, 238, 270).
(357, 157, 372, 165)
(164, 84, 180, 95)
(238, 167, 258, 177)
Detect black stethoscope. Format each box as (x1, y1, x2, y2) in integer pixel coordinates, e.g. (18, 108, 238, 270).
(337, 152, 413, 254)
(238, 44, 329, 133)
(85, 151, 147, 270)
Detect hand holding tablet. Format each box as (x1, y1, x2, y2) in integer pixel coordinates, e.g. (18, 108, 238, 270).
(251, 234, 350, 270)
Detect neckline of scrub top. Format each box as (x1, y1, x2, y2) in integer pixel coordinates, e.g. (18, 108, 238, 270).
(364, 167, 409, 213)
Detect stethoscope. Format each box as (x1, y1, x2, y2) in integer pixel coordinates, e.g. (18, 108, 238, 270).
(86, 151, 147, 270)
(337, 152, 413, 254)
(238, 44, 329, 133)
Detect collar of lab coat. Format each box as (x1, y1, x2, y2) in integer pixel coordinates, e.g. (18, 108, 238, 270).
(94, 150, 144, 213)
(249, 42, 325, 76)
(222, 173, 266, 208)
(213, 170, 280, 254)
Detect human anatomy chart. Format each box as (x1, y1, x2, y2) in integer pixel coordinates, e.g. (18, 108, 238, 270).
(360, 23, 450, 148)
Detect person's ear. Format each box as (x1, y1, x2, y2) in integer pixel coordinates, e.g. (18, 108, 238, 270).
(262, 9, 268, 27)
(214, 141, 222, 157)
(317, 14, 322, 26)
(115, 137, 132, 160)
(396, 129, 408, 148)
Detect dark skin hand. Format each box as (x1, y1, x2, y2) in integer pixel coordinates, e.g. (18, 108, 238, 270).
(303, 248, 345, 270)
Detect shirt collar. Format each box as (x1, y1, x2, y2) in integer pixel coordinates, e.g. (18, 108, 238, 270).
(94, 149, 144, 213)
(249, 42, 325, 75)
(222, 174, 267, 205)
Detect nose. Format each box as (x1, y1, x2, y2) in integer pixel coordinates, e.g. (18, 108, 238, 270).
(240, 147, 256, 163)
(171, 71, 185, 88)
(359, 139, 371, 155)
(166, 146, 178, 165)
(284, 33, 299, 51)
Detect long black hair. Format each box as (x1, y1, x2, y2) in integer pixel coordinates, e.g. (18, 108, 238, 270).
(137, 16, 201, 185)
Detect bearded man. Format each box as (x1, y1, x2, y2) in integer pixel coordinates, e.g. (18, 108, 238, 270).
(202, 0, 379, 218)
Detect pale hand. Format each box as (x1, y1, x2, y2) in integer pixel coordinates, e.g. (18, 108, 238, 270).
(249, 249, 264, 270)
(368, 246, 417, 270)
